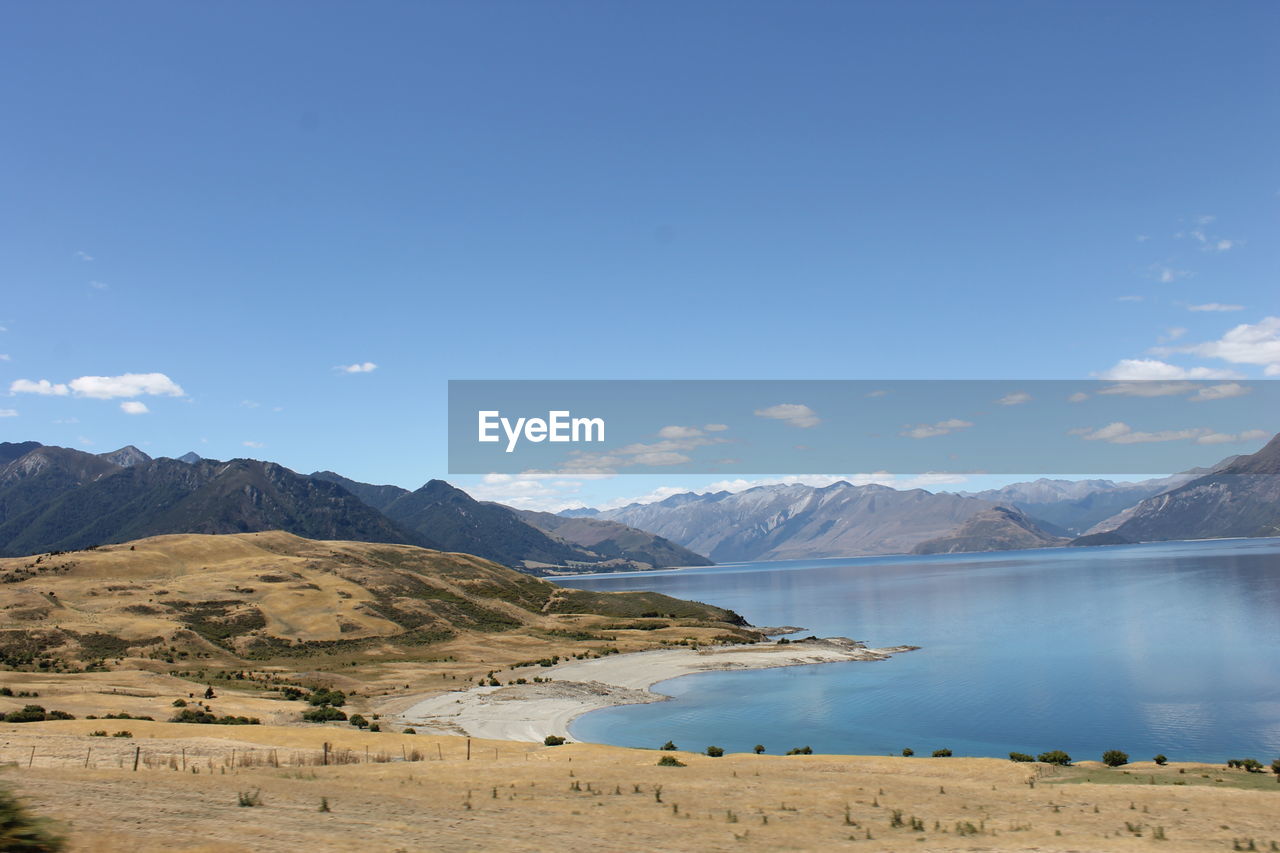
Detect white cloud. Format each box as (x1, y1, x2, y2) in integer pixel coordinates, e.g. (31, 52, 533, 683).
(1181, 317, 1280, 374)
(0, 409, 17, 418)
(1160, 327, 1187, 343)
(11, 378, 70, 395)
(754, 403, 820, 428)
(901, 418, 974, 439)
(1196, 429, 1268, 445)
(11, 372, 184, 399)
(1189, 382, 1251, 403)
(1116, 295, 1145, 303)
(865, 389, 891, 397)
(120, 401, 149, 415)
(242, 440, 264, 449)
(75, 250, 93, 261)
(703, 423, 729, 432)
(658, 425, 704, 439)
(1067, 392, 1090, 403)
(1070, 422, 1267, 446)
(52, 417, 78, 424)
(89, 281, 108, 290)
(0, 354, 9, 361)
(1096, 359, 1240, 382)
(1155, 266, 1191, 284)
(336, 362, 377, 374)
(240, 400, 261, 409)
(996, 391, 1032, 406)
(1187, 303, 1243, 312)
(70, 373, 184, 399)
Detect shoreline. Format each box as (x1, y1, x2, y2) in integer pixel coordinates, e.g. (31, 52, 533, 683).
(390, 637, 917, 742)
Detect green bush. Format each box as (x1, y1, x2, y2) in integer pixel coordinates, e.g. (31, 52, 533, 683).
(1102, 750, 1129, 767)
(1037, 750, 1072, 766)
(403, 727, 416, 735)
(657, 755, 686, 767)
(112, 731, 132, 738)
(0, 784, 65, 851)
(301, 706, 347, 723)
(705, 746, 724, 757)
(307, 689, 346, 707)
(171, 709, 260, 725)
(785, 746, 813, 755)
(931, 749, 952, 757)
(1153, 754, 1168, 766)
(348, 714, 369, 729)
(172, 699, 187, 708)
(753, 744, 765, 754)
(1009, 752, 1034, 762)
(543, 735, 565, 746)
(659, 740, 678, 751)
(901, 748, 914, 757)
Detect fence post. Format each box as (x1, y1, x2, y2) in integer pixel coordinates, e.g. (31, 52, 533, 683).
(85, 748, 92, 768)
(28, 746, 35, 768)
(323, 742, 330, 766)
(132, 746, 140, 772)
(466, 739, 471, 761)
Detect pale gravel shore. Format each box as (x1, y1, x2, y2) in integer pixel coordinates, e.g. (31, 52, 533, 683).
(392, 638, 917, 742)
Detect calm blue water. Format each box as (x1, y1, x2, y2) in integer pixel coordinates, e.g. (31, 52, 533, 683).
(557, 539, 1280, 762)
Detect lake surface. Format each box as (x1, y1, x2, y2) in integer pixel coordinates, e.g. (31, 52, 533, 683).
(556, 539, 1280, 762)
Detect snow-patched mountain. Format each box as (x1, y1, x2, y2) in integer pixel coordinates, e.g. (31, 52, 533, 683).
(958, 466, 1236, 535)
(911, 505, 1069, 555)
(597, 481, 994, 561)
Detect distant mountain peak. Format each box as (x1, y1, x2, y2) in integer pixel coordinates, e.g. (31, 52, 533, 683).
(177, 451, 202, 464)
(99, 445, 152, 468)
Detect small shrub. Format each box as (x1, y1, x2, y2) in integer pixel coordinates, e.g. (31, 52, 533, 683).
(931, 749, 952, 758)
(236, 789, 262, 808)
(543, 735, 565, 746)
(307, 689, 346, 707)
(368, 723, 380, 732)
(281, 686, 306, 701)
(402, 727, 416, 735)
(1037, 750, 1072, 766)
(318, 797, 331, 813)
(1009, 752, 1034, 762)
(1153, 754, 1168, 766)
(1103, 749, 1129, 767)
(89, 730, 108, 737)
(348, 714, 369, 729)
(901, 748, 914, 757)
(753, 744, 765, 754)
(785, 746, 813, 755)
(706, 746, 724, 757)
(657, 755, 686, 767)
(659, 740, 678, 751)
(111, 731, 132, 738)
(301, 706, 347, 723)
(171, 699, 187, 708)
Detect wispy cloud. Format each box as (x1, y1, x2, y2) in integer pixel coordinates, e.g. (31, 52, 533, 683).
(120, 401, 149, 415)
(1186, 303, 1243, 312)
(0, 409, 17, 418)
(0, 354, 9, 361)
(74, 250, 93, 261)
(754, 403, 820, 428)
(901, 418, 973, 439)
(657, 425, 705, 439)
(1116, 295, 1145, 303)
(1154, 266, 1192, 284)
(1189, 382, 1251, 403)
(1068, 391, 1090, 403)
(242, 440, 264, 449)
(1070, 422, 1266, 445)
(336, 362, 377, 374)
(996, 391, 1032, 406)
(89, 281, 108, 290)
(1096, 358, 1240, 382)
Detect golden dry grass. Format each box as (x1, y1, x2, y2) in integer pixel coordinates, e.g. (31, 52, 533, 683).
(1, 721, 1276, 852)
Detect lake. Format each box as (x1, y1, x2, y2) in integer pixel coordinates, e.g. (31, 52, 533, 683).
(556, 538, 1280, 762)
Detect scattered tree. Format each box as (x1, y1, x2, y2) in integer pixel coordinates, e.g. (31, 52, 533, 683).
(543, 735, 565, 746)
(1103, 750, 1130, 767)
(706, 746, 724, 757)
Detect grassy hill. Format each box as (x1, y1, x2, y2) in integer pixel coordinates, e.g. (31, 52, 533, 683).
(0, 531, 752, 678)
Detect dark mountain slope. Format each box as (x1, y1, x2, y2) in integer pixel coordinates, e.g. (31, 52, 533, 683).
(1084, 432, 1280, 544)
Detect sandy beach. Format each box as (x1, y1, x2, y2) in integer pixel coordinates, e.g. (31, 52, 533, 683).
(392, 637, 917, 742)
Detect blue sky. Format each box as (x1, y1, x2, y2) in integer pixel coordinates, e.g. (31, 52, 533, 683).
(2, 1, 1277, 511)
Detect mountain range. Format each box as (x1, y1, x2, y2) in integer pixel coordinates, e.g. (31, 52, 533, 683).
(0, 443, 708, 573)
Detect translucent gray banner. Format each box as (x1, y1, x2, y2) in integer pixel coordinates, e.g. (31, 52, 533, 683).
(448, 380, 1276, 475)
